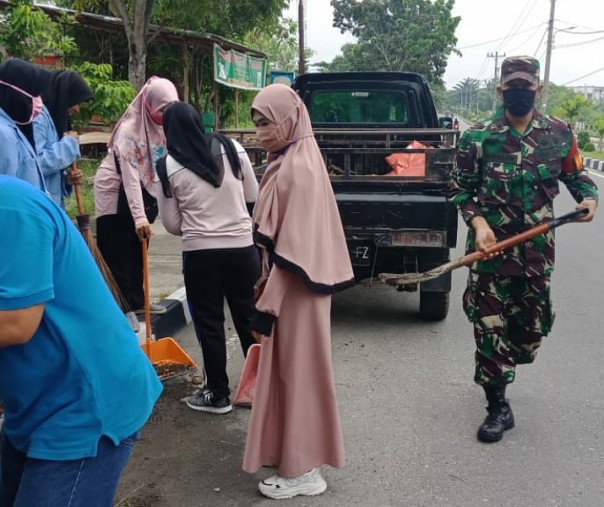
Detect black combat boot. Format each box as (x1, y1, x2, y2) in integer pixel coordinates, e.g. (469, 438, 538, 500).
(477, 384, 515, 443)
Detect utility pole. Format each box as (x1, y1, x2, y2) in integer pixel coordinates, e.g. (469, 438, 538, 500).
(487, 51, 505, 111)
(541, 0, 556, 112)
(298, 0, 305, 76)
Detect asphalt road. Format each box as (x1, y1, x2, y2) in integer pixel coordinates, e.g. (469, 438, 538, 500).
(117, 174, 603, 507)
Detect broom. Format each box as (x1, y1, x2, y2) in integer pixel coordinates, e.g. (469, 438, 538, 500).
(379, 208, 589, 286)
(70, 162, 128, 310)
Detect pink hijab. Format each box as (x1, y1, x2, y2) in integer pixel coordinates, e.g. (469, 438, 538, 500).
(108, 76, 178, 188)
(252, 84, 355, 293)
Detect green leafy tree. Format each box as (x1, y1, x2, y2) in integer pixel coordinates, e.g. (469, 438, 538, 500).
(544, 83, 577, 116)
(70, 62, 136, 127)
(552, 94, 589, 128)
(61, 0, 286, 91)
(452, 78, 480, 110)
(329, 0, 460, 87)
(243, 17, 300, 72)
(68, 0, 156, 90)
(152, 0, 287, 37)
(0, 0, 76, 62)
(594, 119, 604, 151)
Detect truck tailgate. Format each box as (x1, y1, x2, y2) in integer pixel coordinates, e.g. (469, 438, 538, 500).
(335, 193, 458, 248)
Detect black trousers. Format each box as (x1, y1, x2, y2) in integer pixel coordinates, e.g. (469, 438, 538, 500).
(183, 245, 260, 398)
(96, 214, 146, 312)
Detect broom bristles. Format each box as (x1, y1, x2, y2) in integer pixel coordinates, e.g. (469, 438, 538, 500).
(78, 223, 130, 312)
(71, 163, 128, 310)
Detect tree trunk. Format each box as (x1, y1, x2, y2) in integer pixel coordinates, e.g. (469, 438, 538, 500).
(110, 0, 155, 91)
(182, 42, 190, 104)
(128, 38, 147, 91)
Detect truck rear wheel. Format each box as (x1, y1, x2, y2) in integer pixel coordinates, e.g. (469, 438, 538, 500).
(419, 292, 449, 321)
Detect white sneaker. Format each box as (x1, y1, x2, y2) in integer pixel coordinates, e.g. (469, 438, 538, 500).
(258, 468, 327, 499)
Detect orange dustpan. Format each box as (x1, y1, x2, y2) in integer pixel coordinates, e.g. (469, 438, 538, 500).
(234, 343, 261, 408)
(140, 238, 197, 381)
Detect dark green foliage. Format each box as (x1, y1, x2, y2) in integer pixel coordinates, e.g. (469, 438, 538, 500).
(577, 131, 591, 150)
(328, 0, 460, 87)
(70, 62, 136, 127)
(0, 0, 77, 62)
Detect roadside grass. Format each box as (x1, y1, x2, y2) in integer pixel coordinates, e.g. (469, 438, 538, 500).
(65, 158, 99, 219)
(582, 150, 604, 160)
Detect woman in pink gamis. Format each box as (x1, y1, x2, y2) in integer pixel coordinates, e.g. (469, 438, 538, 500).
(243, 83, 355, 500)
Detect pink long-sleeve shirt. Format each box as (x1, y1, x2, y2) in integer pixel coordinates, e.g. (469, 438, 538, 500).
(155, 141, 258, 251)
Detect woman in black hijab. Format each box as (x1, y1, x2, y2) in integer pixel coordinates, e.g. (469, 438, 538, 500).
(35, 69, 94, 207)
(157, 101, 243, 194)
(41, 70, 94, 137)
(0, 58, 50, 147)
(155, 102, 260, 414)
(0, 58, 50, 189)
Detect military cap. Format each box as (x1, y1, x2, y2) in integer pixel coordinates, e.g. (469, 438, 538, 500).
(500, 56, 540, 85)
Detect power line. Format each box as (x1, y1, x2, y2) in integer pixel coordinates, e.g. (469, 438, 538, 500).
(555, 29, 604, 35)
(457, 23, 545, 50)
(508, 22, 548, 54)
(556, 35, 604, 49)
(494, 0, 536, 51)
(533, 27, 549, 56)
(554, 19, 604, 33)
(562, 66, 604, 85)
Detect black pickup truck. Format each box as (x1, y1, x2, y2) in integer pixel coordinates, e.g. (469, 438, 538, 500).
(292, 72, 458, 321)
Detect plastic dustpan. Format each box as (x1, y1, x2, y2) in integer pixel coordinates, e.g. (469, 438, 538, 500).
(140, 239, 197, 381)
(234, 343, 261, 408)
(141, 338, 197, 380)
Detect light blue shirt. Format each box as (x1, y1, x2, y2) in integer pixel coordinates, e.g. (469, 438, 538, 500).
(0, 107, 46, 191)
(0, 176, 162, 460)
(33, 106, 80, 208)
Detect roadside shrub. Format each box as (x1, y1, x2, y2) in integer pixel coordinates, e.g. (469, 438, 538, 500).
(577, 131, 591, 150)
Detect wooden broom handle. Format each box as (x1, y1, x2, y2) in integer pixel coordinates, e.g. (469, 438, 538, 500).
(70, 162, 86, 215)
(141, 238, 153, 347)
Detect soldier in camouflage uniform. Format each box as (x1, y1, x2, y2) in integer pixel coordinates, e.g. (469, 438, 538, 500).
(450, 56, 598, 443)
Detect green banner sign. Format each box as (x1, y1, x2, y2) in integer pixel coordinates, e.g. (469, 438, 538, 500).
(213, 44, 267, 90)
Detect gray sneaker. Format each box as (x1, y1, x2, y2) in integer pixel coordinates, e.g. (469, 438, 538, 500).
(135, 303, 167, 315)
(125, 311, 141, 332)
(185, 390, 232, 414)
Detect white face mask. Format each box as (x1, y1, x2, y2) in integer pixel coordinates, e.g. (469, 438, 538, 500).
(0, 79, 43, 125)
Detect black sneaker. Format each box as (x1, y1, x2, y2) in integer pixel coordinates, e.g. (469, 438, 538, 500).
(185, 390, 232, 414)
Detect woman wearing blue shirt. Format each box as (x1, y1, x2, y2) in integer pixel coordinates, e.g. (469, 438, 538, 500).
(0, 58, 48, 191)
(0, 175, 163, 507)
(34, 70, 94, 208)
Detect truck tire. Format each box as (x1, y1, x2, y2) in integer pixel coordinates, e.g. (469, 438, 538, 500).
(419, 292, 449, 321)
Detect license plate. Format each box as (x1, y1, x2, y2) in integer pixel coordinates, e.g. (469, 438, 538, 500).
(350, 244, 373, 266)
(391, 230, 446, 247)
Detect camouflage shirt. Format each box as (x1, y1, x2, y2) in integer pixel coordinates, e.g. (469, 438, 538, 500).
(451, 109, 598, 277)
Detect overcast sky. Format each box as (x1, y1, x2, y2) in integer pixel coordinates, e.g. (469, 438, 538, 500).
(284, 0, 604, 90)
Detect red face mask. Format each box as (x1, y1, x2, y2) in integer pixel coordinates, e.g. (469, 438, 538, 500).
(0, 79, 43, 125)
(144, 100, 164, 125)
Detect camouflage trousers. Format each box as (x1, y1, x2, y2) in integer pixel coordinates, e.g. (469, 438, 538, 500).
(462, 271, 555, 386)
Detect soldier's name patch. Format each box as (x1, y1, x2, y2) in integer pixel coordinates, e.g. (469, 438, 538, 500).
(483, 153, 520, 165)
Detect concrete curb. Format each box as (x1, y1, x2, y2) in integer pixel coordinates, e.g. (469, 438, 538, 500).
(136, 286, 191, 343)
(584, 157, 604, 172)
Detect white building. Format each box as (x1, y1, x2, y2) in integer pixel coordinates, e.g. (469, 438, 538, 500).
(570, 85, 604, 102)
